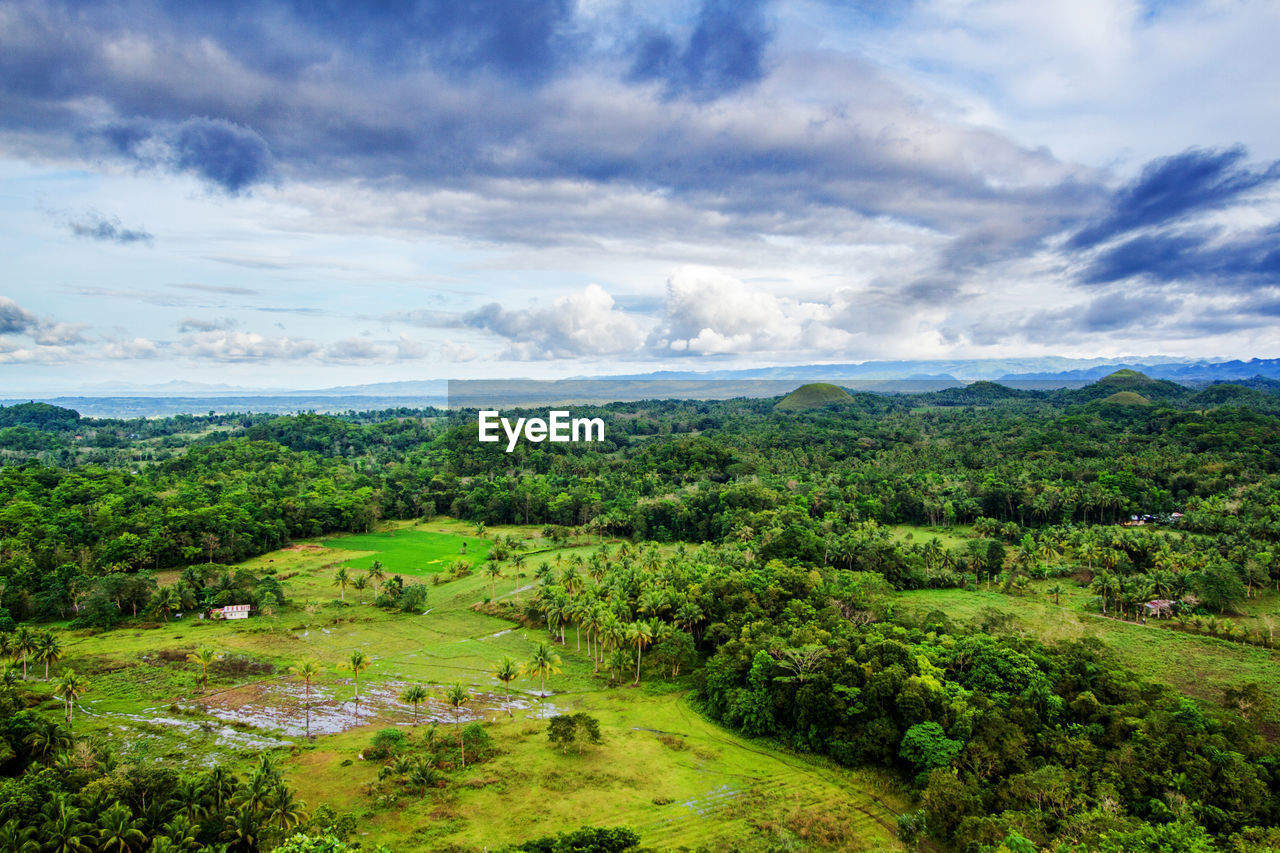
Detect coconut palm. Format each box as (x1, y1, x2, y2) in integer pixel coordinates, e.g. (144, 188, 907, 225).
(34, 631, 62, 680)
(445, 683, 470, 768)
(96, 802, 145, 853)
(367, 560, 386, 600)
(13, 626, 34, 680)
(290, 658, 323, 738)
(522, 642, 562, 697)
(37, 795, 91, 853)
(1046, 584, 1066, 606)
(332, 566, 351, 602)
(53, 669, 87, 723)
(400, 684, 428, 725)
(491, 656, 519, 715)
(25, 717, 72, 763)
(266, 784, 307, 831)
(166, 778, 209, 823)
(186, 647, 219, 693)
(629, 620, 654, 686)
(483, 562, 503, 600)
(150, 586, 180, 622)
(340, 649, 371, 710)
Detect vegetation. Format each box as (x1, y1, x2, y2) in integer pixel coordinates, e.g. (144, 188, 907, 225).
(1, 373, 1280, 851)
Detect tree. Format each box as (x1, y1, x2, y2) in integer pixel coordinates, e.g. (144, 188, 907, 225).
(96, 802, 146, 853)
(483, 562, 503, 600)
(523, 642, 563, 697)
(492, 656, 519, 715)
(267, 784, 308, 831)
(547, 713, 603, 755)
(332, 567, 350, 602)
(446, 682, 470, 768)
(34, 631, 62, 680)
(182, 646, 220, 693)
(1195, 560, 1247, 614)
(13, 625, 34, 680)
(37, 795, 92, 853)
(401, 684, 428, 725)
(340, 649, 371, 710)
(1046, 583, 1065, 606)
(291, 658, 323, 738)
(628, 620, 653, 687)
(367, 560, 386, 600)
(53, 668, 87, 723)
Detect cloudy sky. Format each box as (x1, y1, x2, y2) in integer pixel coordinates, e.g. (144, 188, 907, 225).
(2, 0, 1279, 391)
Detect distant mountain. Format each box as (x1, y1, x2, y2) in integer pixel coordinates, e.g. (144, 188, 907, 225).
(997, 358, 1280, 383)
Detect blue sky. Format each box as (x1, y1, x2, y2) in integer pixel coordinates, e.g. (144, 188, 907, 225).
(1, 0, 1278, 392)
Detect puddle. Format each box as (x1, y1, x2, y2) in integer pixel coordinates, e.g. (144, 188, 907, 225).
(77, 705, 294, 752)
(198, 680, 560, 736)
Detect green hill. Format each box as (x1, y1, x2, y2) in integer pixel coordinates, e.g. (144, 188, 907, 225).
(1096, 369, 1157, 388)
(1098, 390, 1153, 406)
(775, 382, 855, 410)
(925, 380, 1039, 406)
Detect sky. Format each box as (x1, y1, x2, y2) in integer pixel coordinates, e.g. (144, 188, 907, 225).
(2, 0, 1279, 392)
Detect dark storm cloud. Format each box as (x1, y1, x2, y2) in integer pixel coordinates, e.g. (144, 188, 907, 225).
(1069, 146, 1280, 250)
(67, 210, 153, 244)
(629, 0, 773, 100)
(0, 298, 40, 336)
(1080, 226, 1280, 288)
(102, 117, 273, 194)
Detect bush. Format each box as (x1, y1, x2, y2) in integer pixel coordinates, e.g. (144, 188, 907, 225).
(364, 727, 409, 760)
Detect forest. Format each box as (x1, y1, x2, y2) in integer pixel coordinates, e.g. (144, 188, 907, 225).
(0, 370, 1279, 852)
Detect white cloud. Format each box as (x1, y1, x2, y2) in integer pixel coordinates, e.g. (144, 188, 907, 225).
(101, 337, 161, 359)
(465, 283, 644, 359)
(175, 330, 320, 361)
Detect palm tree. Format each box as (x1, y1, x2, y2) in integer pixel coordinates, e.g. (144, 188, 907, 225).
(38, 795, 91, 853)
(401, 684, 428, 725)
(13, 626, 34, 681)
(96, 802, 146, 853)
(332, 566, 351, 602)
(25, 717, 72, 763)
(150, 586, 180, 622)
(34, 631, 62, 680)
(186, 647, 219, 693)
(340, 649, 371, 710)
(446, 683, 470, 768)
(352, 575, 368, 602)
(491, 656, 519, 715)
(522, 642, 562, 697)
(290, 658, 323, 738)
(266, 784, 307, 831)
(223, 804, 262, 852)
(367, 560, 386, 600)
(166, 778, 209, 823)
(629, 620, 654, 686)
(1047, 583, 1066, 606)
(53, 669, 87, 723)
(483, 562, 503, 600)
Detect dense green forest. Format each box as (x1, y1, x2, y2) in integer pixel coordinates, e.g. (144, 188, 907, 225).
(2, 374, 1280, 852)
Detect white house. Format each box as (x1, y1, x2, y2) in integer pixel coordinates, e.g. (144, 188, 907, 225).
(210, 604, 252, 620)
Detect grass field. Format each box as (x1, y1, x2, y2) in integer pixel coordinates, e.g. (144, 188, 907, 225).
(41, 524, 907, 852)
(895, 580, 1280, 728)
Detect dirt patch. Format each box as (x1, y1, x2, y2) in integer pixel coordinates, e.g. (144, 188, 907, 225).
(198, 679, 560, 737)
(282, 544, 327, 553)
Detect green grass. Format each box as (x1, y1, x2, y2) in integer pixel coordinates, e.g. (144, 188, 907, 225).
(887, 523, 973, 550)
(321, 525, 491, 575)
(290, 689, 907, 853)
